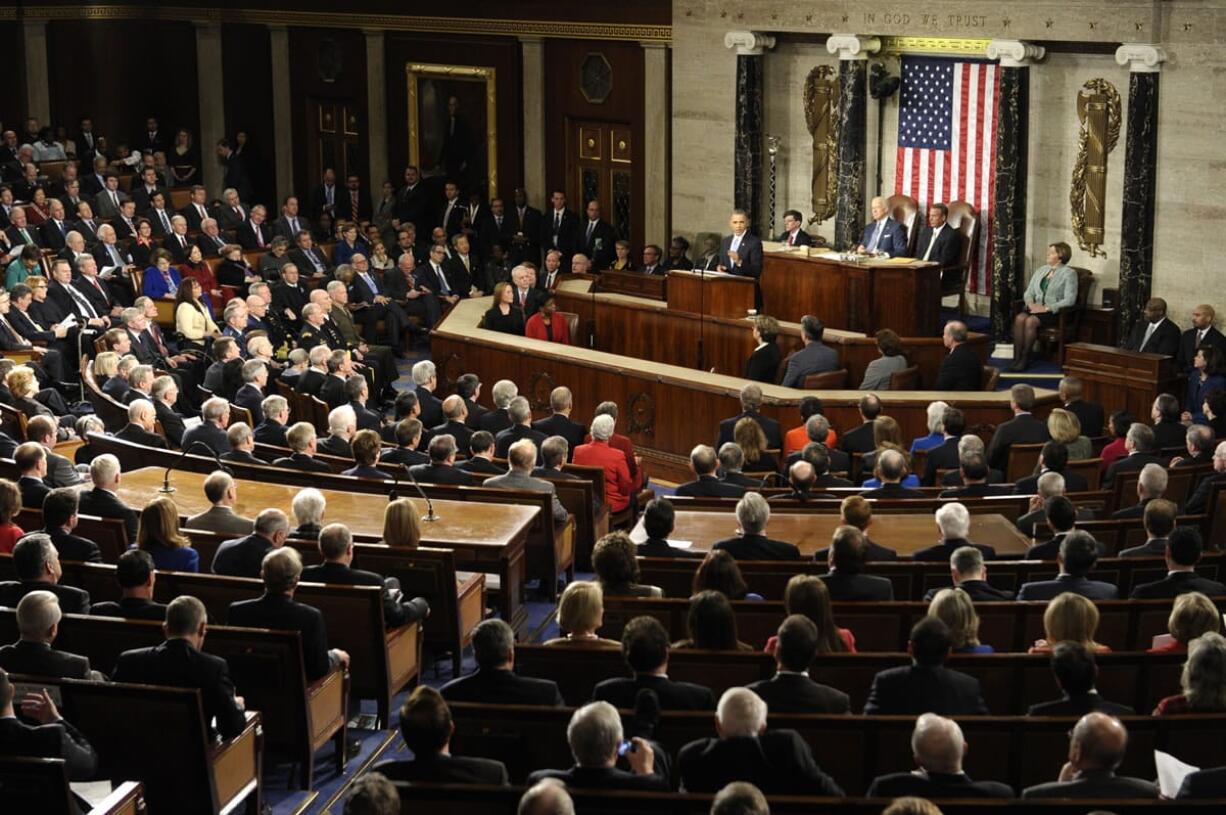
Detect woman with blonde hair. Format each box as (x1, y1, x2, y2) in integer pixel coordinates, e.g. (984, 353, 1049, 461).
(733, 416, 777, 472)
(1151, 592, 1222, 654)
(1047, 408, 1091, 461)
(1154, 631, 1226, 715)
(1030, 592, 1108, 653)
(381, 498, 423, 549)
(5, 367, 71, 436)
(543, 581, 619, 648)
(928, 588, 993, 653)
(138, 496, 199, 572)
(92, 351, 120, 388)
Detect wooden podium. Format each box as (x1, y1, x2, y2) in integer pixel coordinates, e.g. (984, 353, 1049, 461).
(665, 269, 756, 319)
(1063, 342, 1183, 420)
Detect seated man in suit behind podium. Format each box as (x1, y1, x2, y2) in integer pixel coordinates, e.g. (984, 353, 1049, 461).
(775, 209, 813, 248)
(857, 196, 909, 257)
(914, 203, 962, 281)
(1123, 297, 1181, 358)
(781, 315, 838, 388)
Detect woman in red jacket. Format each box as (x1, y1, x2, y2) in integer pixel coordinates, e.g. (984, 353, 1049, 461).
(573, 414, 633, 512)
(524, 293, 571, 344)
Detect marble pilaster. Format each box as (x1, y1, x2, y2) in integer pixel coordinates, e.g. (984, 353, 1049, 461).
(725, 31, 775, 235)
(827, 35, 879, 252)
(269, 25, 294, 203)
(364, 30, 389, 206)
(1116, 44, 1164, 339)
(519, 36, 546, 208)
(642, 42, 669, 248)
(195, 23, 226, 197)
(22, 22, 50, 128)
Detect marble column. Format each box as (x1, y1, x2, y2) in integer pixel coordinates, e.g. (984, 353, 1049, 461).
(364, 30, 388, 205)
(724, 31, 775, 236)
(195, 23, 226, 197)
(827, 35, 880, 252)
(641, 42, 669, 248)
(986, 40, 1045, 340)
(519, 36, 546, 208)
(1115, 44, 1164, 340)
(22, 21, 51, 128)
(268, 25, 294, 201)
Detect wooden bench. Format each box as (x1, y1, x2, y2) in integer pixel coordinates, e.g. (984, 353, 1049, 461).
(0, 609, 347, 790)
(8, 673, 262, 815)
(1113, 463, 1213, 512)
(0, 757, 144, 815)
(11, 507, 129, 562)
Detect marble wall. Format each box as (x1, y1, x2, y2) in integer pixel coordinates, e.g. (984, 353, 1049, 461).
(672, 0, 1226, 323)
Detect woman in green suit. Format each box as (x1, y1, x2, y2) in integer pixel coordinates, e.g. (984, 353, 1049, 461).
(1010, 241, 1080, 371)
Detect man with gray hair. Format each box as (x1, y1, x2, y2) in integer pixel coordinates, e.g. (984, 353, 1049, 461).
(272, 421, 333, 472)
(785, 413, 851, 475)
(867, 713, 1013, 798)
(0, 590, 94, 679)
(517, 778, 575, 815)
(182, 396, 230, 457)
(526, 700, 667, 790)
(677, 445, 744, 498)
(1172, 423, 1215, 468)
(115, 398, 168, 449)
(0, 533, 91, 613)
(936, 319, 981, 388)
(1111, 461, 1168, 519)
(442, 618, 563, 705)
(494, 395, 547, 460)
(923, 545, 1014, 602)
(254, 394, 290, 447)
(1022, 713, 1157, 799)
(781, 315, 838, 388)
(408, 433, 471, 485)
(913, 502, 996, 561)
(713, 492, 799, 560)
(234, 359, 267, 423)
(412, 359, 443, 427)
(77, 452, 139, 541)
(318, 404, 357, 458)
(432, 394, 472, 452)
(717, 383, 782, 449)
(1185, 440, 1226, 515)
(534, 436, 572, 480)
(986, 384, 1050, 471)
(302, 523, 430, 626)
(221, 422, 261, 465)
(574, 414, 634, 513)
(719, 442, 764, 489)
(677, 687, 842, 794)
(478, 378, 518, 435)
(212, 508, 290, 578)
(1104, 422, 1163, 488)
(485, 439, 568, 523)
(113, 595, 247, 739)
(187, 470, 254, 535)
(863, 449, 925, 499)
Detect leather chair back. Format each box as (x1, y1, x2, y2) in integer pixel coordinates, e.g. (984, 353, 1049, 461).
(557, 310, 580, 345)
(803, 369, 849, 389)
(945, 201, 979, 272)
(886, 194, 920, 256)
(888, 364, 920, 390)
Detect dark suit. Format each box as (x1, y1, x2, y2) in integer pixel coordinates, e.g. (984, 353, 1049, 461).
(531, 414, 586, 461)
(114, 423, 168, 452)
(923, 579, 1014, 602)
(1178, 767, 1226, 799)
(0, 713, 98, 780)
(1130, 570, 1226, 599)
(76, 486, 138, 542)
(677, 730, 843, 795)
(253, 420, 288, 448)
(863, 664, 988, 715)
(1027, 692, 1135, 717)
(273, 453, 333, 473)
(581, 219, 617, 269)
(914, 223, 962, 270)
(592, 673, 714, 711)
(1063, 399, 1105, 438)
(747, 672, 850, 714)
(1015, 468, 1088, 495)
(861, 483, 926, 499)
(776, 228, 814, 247)
(717, 410, 782, 450)
(813, 538, 898, 564)
(43, 528, 101, 564)
(1123, 318, 1180, 358)
(493, 424, 547, 460)
(409, 462, 472, 485)
(228, 593, 334, 680)
(934, 343, 983, 391)
(1023, 770, 1158, 800)
(986, 413, 1050, 472)
(0, 639, 91, 679)
(1103, 451, 1164, 489)
(1179, 326, 1226, 370)
(211, 533, 272, 578)
(478, 407, 513, 436)
(540, 208, 581, 262)
(233, 384, 265, 424)
(744, 342, 782, 384)
(527, 764, 669, 792)
(374, 754, 508, 786)
(920, 437, 960, 486)
(19, 476, 50, 509)
(0, 581, 90, 614)
(676, 475, 746, 498)
(820, 571, 894, 601)
(1185, 471, 1226, 516)
(868, 771, 1013, 800)
(718, 233, 764, 280)
(113, 638, 246, 738)
(912, 538, 996, 562)
(713, 533, 800, 561)
(316, 434, 352, 459)
(457, 456, 502, 476)
(91, 597, 168, 621)
(1016, 574, 1119, 601)
(1152, 419, 1186, 450)
(858, 217, 908, 257)
(299, 561, 429, 627)
(840, 422, 877, 455)
(637, 537, 703, 559)
(441, 668, 563, 706)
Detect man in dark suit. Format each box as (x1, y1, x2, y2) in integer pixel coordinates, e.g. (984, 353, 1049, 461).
(254, 395, 290, 448)
(442, 619, 563, 705)
(922, 545, 1014, 602)
(861, 450, 925, 499)
(635, 498, 702, 559)
(1058, 376, 1105, 438)
(912, 501, 997, 562)
(1177, 304, 1226, 371)
(76, 453, 139, 542)
(593, 615, 714, 710)
(1018, 531, 1119, 600)
(840, 394, 882, 455)
(1027, 642, 1135, 717)
(717, 209, 764, 287)
(819, 526, 894, 601)
(1112, 465, 1166, 522)
(0, 534, 91, 614)
(532, 386, 586, 461)
(1014, 442, 1089, 495)
(411, 434, 478, 485)
(0, 665, 98, 779)
(14, 441, 51, 509)
(373, 685, 508, 784)
(1131, 526, 1226, 598)
(717, 384, 783, 449)
(0, 590, 94, 679)
(236, 206, 271, 250)
(456, 431, 503, 476)
(676, 687, 843, 795)
(580, 200, 617, 269)
(300, 524, 430, 627)
(271, 423, 334, 473)
(493, 397, 547, 460)
(780, 315, 839, 388)
(212, 509, 289, 578)
(938, 452, 1013, 498)
(90, 550, 167, 621)
(747, 616, 849, 714)
(1150, 392, 1187, 449)
(857, 196, 909, 256)
(867, 713, 1013, 799)
(1103, 423, 1164, 489)
(183, 397, 231, 458)
(540, 190, 580, 267)
(527, 700, 670, 792)
(112, 596, 246, 738)
(1184, 441, 1226, 515)
(1173, 423, 1216, 469)
(1122, 297, 1180, 358)
(38, 489, 102, 564)
(227, 547, 349, 682)
(503, 188, 543, 266)
(1178, 767, 1226, 799)
(713, 493, 800, 561)
(776, 209, 814, 248)
(216, 140, 253, 202)
(864, 617, 988, 715)
(985, 384, 1050, 472)
(919, 407, 965, 486)
(677, 444, 747, 498)
(1022, 713, 1158, 799)
(1025, 494, 1086, 560)
(934, 321, 983, 391)
(914, 202, 962, 278)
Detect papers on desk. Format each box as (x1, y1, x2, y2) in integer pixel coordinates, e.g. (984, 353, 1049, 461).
(1155, 749, 1198, 798)
(626, 525, 692, 548)
(815, 251, 844, 260)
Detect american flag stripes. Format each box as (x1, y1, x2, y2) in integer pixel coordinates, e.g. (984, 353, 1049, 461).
(895, 56, 999, 295)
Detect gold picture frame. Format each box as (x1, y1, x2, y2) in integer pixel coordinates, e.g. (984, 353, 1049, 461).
(407, 62, 498, 199)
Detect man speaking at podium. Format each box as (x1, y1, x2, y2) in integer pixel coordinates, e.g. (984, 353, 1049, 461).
(718, 209, 763, 308)
(856, 196, 908, 257)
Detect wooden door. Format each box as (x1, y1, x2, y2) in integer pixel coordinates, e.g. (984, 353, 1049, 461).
(309, 99, 362, 182)
(569, 120, 633, 244)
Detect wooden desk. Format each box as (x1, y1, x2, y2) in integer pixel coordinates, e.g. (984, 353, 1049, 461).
(665, 270, 756, 319)
(116, 467, 537, 632)
(1063, 342, 1181, 421)
(761, 251, 942, 336)
(592, 269, 666, 300)
(629, 511, 1031, 558)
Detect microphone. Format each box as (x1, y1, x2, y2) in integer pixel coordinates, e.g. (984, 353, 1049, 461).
(159, 440, 233, 494)
(404, 462, 440, 522)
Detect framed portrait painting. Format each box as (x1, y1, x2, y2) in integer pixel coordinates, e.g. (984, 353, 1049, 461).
(407, 62, 498, 199)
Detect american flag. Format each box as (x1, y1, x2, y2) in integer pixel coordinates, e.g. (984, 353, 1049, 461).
(895, 56, 999, 295)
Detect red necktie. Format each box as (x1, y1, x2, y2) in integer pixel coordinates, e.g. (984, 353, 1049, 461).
(788, 233, 794, 246)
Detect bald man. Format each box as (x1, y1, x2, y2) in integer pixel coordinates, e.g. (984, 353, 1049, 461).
(1022, 713, 1158, 799)
(867, 713, 1012, 798)
(1178, 303, 1226, 371)
(857, 196, 908, 257)
(1123, 297, 1180, 357)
